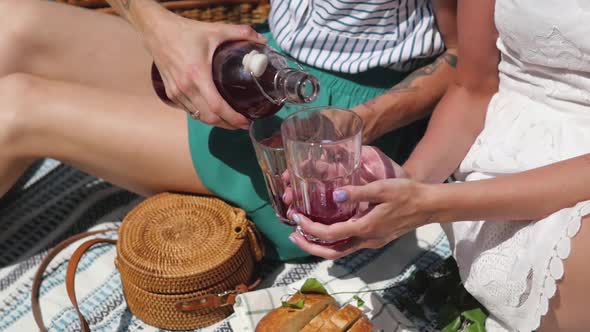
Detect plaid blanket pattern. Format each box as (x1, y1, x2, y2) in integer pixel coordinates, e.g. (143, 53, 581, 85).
(0, 160, 452, 332)
(0, 224, 450, 332)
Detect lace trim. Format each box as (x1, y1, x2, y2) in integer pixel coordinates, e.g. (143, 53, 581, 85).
(530, 202, 590, 331)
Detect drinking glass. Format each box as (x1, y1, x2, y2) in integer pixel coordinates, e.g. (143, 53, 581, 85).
(249, 116, 294, 226)
(281, 107, 363, 245)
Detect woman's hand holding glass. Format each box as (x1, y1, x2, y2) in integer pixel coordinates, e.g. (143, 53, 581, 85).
(283, 146, 434, 259)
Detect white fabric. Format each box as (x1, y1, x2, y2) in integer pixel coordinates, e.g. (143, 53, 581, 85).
(445, 1, 590, 331)
(230, 224, 446, 331)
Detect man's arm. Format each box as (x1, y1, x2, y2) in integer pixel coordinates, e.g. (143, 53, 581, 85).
(355, 0, 458, 143)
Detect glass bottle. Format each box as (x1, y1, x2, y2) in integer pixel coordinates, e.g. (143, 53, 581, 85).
(151, 41, 320, 120)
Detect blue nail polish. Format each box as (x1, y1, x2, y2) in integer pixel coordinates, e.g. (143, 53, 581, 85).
(292, 214, 300, 225)
(288, 235, 296, 244)
(333, 190, 348, 203)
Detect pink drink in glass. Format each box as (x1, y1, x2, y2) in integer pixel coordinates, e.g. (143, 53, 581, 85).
(291, 172, 358, 246)
(250, 118, 294, 226)
(259, 131, 283, 148)
(258, 133, 290, 223)
(282, 107, 363, 246)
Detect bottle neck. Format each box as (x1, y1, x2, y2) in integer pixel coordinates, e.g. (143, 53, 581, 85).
(274, 68, 320, 104)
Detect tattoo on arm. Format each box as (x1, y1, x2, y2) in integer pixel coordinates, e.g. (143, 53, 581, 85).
(441, 52, 458, 67)
(388, 52, 458, 94)
(122, 0, 132, 10)
(361, 99, 379, 113)
(359, 52, 457, 112)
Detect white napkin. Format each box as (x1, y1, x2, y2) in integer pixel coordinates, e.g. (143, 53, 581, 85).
(230, 224, 448, 332)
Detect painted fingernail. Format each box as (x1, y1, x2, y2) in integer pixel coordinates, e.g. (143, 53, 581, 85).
(292, 214, 301, 225)
(288, 235, 296, 244)
(333, 190, 348, 203)
(282, 193, 287, 201)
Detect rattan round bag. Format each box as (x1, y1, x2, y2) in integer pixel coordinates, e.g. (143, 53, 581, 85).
(32, 193, 265, 332)
(117, 193, 265, 329)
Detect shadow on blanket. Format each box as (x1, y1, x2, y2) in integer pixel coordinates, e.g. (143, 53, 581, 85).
(0, 160, 141, 268)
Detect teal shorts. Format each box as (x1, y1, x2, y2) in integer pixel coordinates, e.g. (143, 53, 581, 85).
(187, 30, 428, 261)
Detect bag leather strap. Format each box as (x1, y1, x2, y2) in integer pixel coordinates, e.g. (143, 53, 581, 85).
(175, 277, 261, 312)
(32, 230, 261, 332)
(32, 229, 117, 332)
(66, 237, 117, 332)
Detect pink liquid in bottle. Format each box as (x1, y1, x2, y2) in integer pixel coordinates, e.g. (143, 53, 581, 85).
(212, 42, 281, 119)
(151, 41, 319, 120)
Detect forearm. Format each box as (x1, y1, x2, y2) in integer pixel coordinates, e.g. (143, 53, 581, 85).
(402, 84, 491, 183)
(355, 49, 458, 143)
(427, 154, 590, 223)
(401, 0, 499, 184)
(105, 0, 170, 40)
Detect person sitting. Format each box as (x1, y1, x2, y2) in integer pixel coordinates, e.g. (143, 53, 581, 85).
(0, 0, 457, 260)
(286, 0, 590, 330)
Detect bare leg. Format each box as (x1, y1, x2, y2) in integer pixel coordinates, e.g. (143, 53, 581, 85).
(0, 73, 210, 197)
(0, 124, 34, 196)
(538, 215, 590, 331)
(0, 0, 154, 95)
(0, 0, 211, 196)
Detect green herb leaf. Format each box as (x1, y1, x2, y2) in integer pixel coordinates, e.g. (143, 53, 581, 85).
(300, 278, 328, 295)
(281, 298, 305, 309)
(353, 295, 365, 307)
(462, 308, 486, 325)
(441, 317, 461, 332)
(462, 309, 486, 332)
(436, 303, 461, 329)
(464, 320, 486, 332)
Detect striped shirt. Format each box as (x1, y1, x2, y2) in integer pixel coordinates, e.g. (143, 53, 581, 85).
(268, 0, 445, 74)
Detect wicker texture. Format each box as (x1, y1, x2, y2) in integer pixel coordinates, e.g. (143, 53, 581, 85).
(116, 193, 264, 330)
(57, 0, 271, 25)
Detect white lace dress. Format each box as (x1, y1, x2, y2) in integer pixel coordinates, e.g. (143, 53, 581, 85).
(443, 1, 590, 331)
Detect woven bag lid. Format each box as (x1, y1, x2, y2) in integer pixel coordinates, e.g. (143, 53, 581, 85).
(116, 193, 263, 295)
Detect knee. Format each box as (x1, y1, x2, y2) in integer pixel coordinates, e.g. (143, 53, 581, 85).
(0, 0, 42, 69)
(0, 72, 40, 105)
(0, 0, 41, 35)
(0, 73, 41, 151)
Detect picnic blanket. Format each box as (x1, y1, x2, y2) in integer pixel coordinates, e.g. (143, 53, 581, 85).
(0, 159, 140, 268)
(0, 160, 457, 332)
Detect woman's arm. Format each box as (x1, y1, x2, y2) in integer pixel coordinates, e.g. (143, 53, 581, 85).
(406, 0, 590, 226)
(284, 0, 502, 258)
(402, 0, 499, 183)
(429, 154, 590, 223)
(289, 150, 590, 259)
(104, 0, 266, 129)
(105, 0, 167, 35)
(355, 0, 458, 143)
